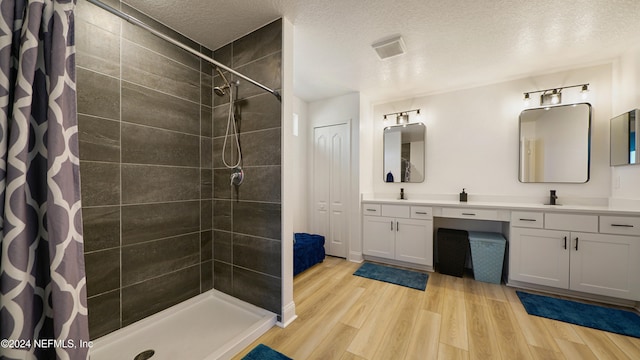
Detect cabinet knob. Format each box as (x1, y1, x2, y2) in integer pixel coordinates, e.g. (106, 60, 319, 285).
(563, 236, 567, 250)
(574, 237, 579, 251)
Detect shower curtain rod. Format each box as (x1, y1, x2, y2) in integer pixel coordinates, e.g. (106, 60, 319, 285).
(85, 0, 281, 101)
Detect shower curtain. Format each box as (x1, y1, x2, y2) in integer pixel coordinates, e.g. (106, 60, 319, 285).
(0, 1, 89, 360)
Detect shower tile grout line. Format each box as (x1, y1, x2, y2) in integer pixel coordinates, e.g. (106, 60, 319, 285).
(121, 199, 203, 207)
(77, 112, 120, 123)
(82, 198, 212, 210)
(86, 287, 119, 301)
(118, 262, 203, 289)
(81, 159, 203, 170)
(120, 36, 202, 75)
(213, 260, 282, 281)
(199, 50, 203, 293)
(212, 164, 281, 170)
(117, 9, 124, 332)
(119, 119, 203, 138)
(209, 229, 283, 243)
(85, 229, 204, 253)
(210, 198, 282, 205)
(211, 82, 282, 107)
(230, 48, 283, 75)
(211, 126, 282, 139)
(77, 64, 200, 106)
(77, 107, 205, 138)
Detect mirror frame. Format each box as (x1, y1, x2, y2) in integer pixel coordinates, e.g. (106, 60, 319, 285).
(383, 122, 426, 183)
(610, 109, 639, 166)
(518, 103, 592, 183)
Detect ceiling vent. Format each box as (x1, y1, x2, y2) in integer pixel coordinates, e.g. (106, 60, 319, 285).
(372, 35, 406, 60)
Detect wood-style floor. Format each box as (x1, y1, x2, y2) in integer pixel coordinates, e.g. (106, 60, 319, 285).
(233, 257, 640, 360)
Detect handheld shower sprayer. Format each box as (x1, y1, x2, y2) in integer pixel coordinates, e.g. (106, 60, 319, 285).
(213, 67, 240, 97)
(214, 67, 230, 96)
(214, 67, 244, 185)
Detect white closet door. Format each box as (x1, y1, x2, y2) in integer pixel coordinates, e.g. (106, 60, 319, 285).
(313, 123, 350, 258)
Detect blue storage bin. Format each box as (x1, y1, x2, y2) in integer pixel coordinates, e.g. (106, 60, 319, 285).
(468, 231, 506, 284)
(293, 233, 325, 276)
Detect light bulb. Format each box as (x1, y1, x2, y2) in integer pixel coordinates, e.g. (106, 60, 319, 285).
(581, 84, 589, 100)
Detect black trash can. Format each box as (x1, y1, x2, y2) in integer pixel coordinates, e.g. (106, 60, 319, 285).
(436, 228, 469, 277)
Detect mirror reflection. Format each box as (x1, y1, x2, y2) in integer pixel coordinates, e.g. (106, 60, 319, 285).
(383, 123, 425, 183)
(519, 103, 591, 183)
(610, 109, 638, 166)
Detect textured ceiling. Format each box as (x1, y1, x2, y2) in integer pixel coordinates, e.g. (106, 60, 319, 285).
(122, 0, 640, 102)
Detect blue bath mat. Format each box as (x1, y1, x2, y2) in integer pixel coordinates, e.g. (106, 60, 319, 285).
(242, 344, 291, 360)
(353, 262, 428, 291)
(516, 291, 640, 338)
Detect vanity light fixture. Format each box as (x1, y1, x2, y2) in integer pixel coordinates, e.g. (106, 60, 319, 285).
(523, 83, 589, 107)
(383, 109, 421, 125)
(581, 84, 589, 99)
(541, 89, 562, 106)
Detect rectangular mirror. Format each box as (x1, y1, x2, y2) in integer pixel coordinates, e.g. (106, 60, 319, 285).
(610, 109, 638, 166)
(519, 103, 591, 183)
(383, 123, 425, 183)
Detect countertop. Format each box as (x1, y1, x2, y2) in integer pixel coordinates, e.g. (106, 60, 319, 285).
(361, 197, 640, 216)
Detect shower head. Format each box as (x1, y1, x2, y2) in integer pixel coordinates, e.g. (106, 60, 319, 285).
(214, 67, 233, 97)
(214, 86, 228, 97)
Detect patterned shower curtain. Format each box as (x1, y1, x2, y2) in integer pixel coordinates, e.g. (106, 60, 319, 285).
(0, 1, 89, 360)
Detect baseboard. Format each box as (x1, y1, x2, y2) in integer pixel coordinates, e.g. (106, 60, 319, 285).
(349, 251, 363, 263)
(506, 279, 638, 309)
(362, 255, 434, 272)
(277, 300, 297, 328)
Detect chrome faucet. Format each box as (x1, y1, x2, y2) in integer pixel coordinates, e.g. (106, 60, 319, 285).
(549, 190, 558, 205)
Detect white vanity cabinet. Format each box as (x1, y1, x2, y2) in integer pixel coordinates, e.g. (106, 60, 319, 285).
(509, 212, 640, 301)
(362, 203, 433, 267)
(510, 227, 570, 288)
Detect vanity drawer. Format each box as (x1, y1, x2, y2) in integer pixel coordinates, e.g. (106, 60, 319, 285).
(411, 206, 433, 220)
(362, 203, 381, 216)
(511, 211, 544, 228)
(382, 205, 410, 218)
(441, 207, 499, 221)
(545, 213, 598, 232)
(600, 216, 640, 236)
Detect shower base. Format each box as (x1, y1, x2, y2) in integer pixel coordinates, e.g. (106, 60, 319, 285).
(89, 290, 276, 360)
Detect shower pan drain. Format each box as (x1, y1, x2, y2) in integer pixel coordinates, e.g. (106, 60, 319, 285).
(134, 350, 155, 360)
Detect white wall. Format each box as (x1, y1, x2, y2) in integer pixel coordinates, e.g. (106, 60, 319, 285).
(280, 17, 295, 327)
(292, 96, 309, 232)
(308, 92, 362, 260)
(370, 64, 613, 205)
(611, 49, 640, 207)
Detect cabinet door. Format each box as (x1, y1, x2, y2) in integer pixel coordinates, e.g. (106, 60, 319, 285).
(569, 232, 640, 300)
(509, 227, 570, 288)
(395, 218, 433, 266)
(363, 216, 395, 259)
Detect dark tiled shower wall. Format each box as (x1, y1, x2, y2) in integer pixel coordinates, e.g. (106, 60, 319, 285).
(212, 20, 283, 316)
(76, 1, 215, 339)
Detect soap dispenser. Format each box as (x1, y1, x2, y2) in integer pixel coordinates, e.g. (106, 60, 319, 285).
(459, 188, 468, 202)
